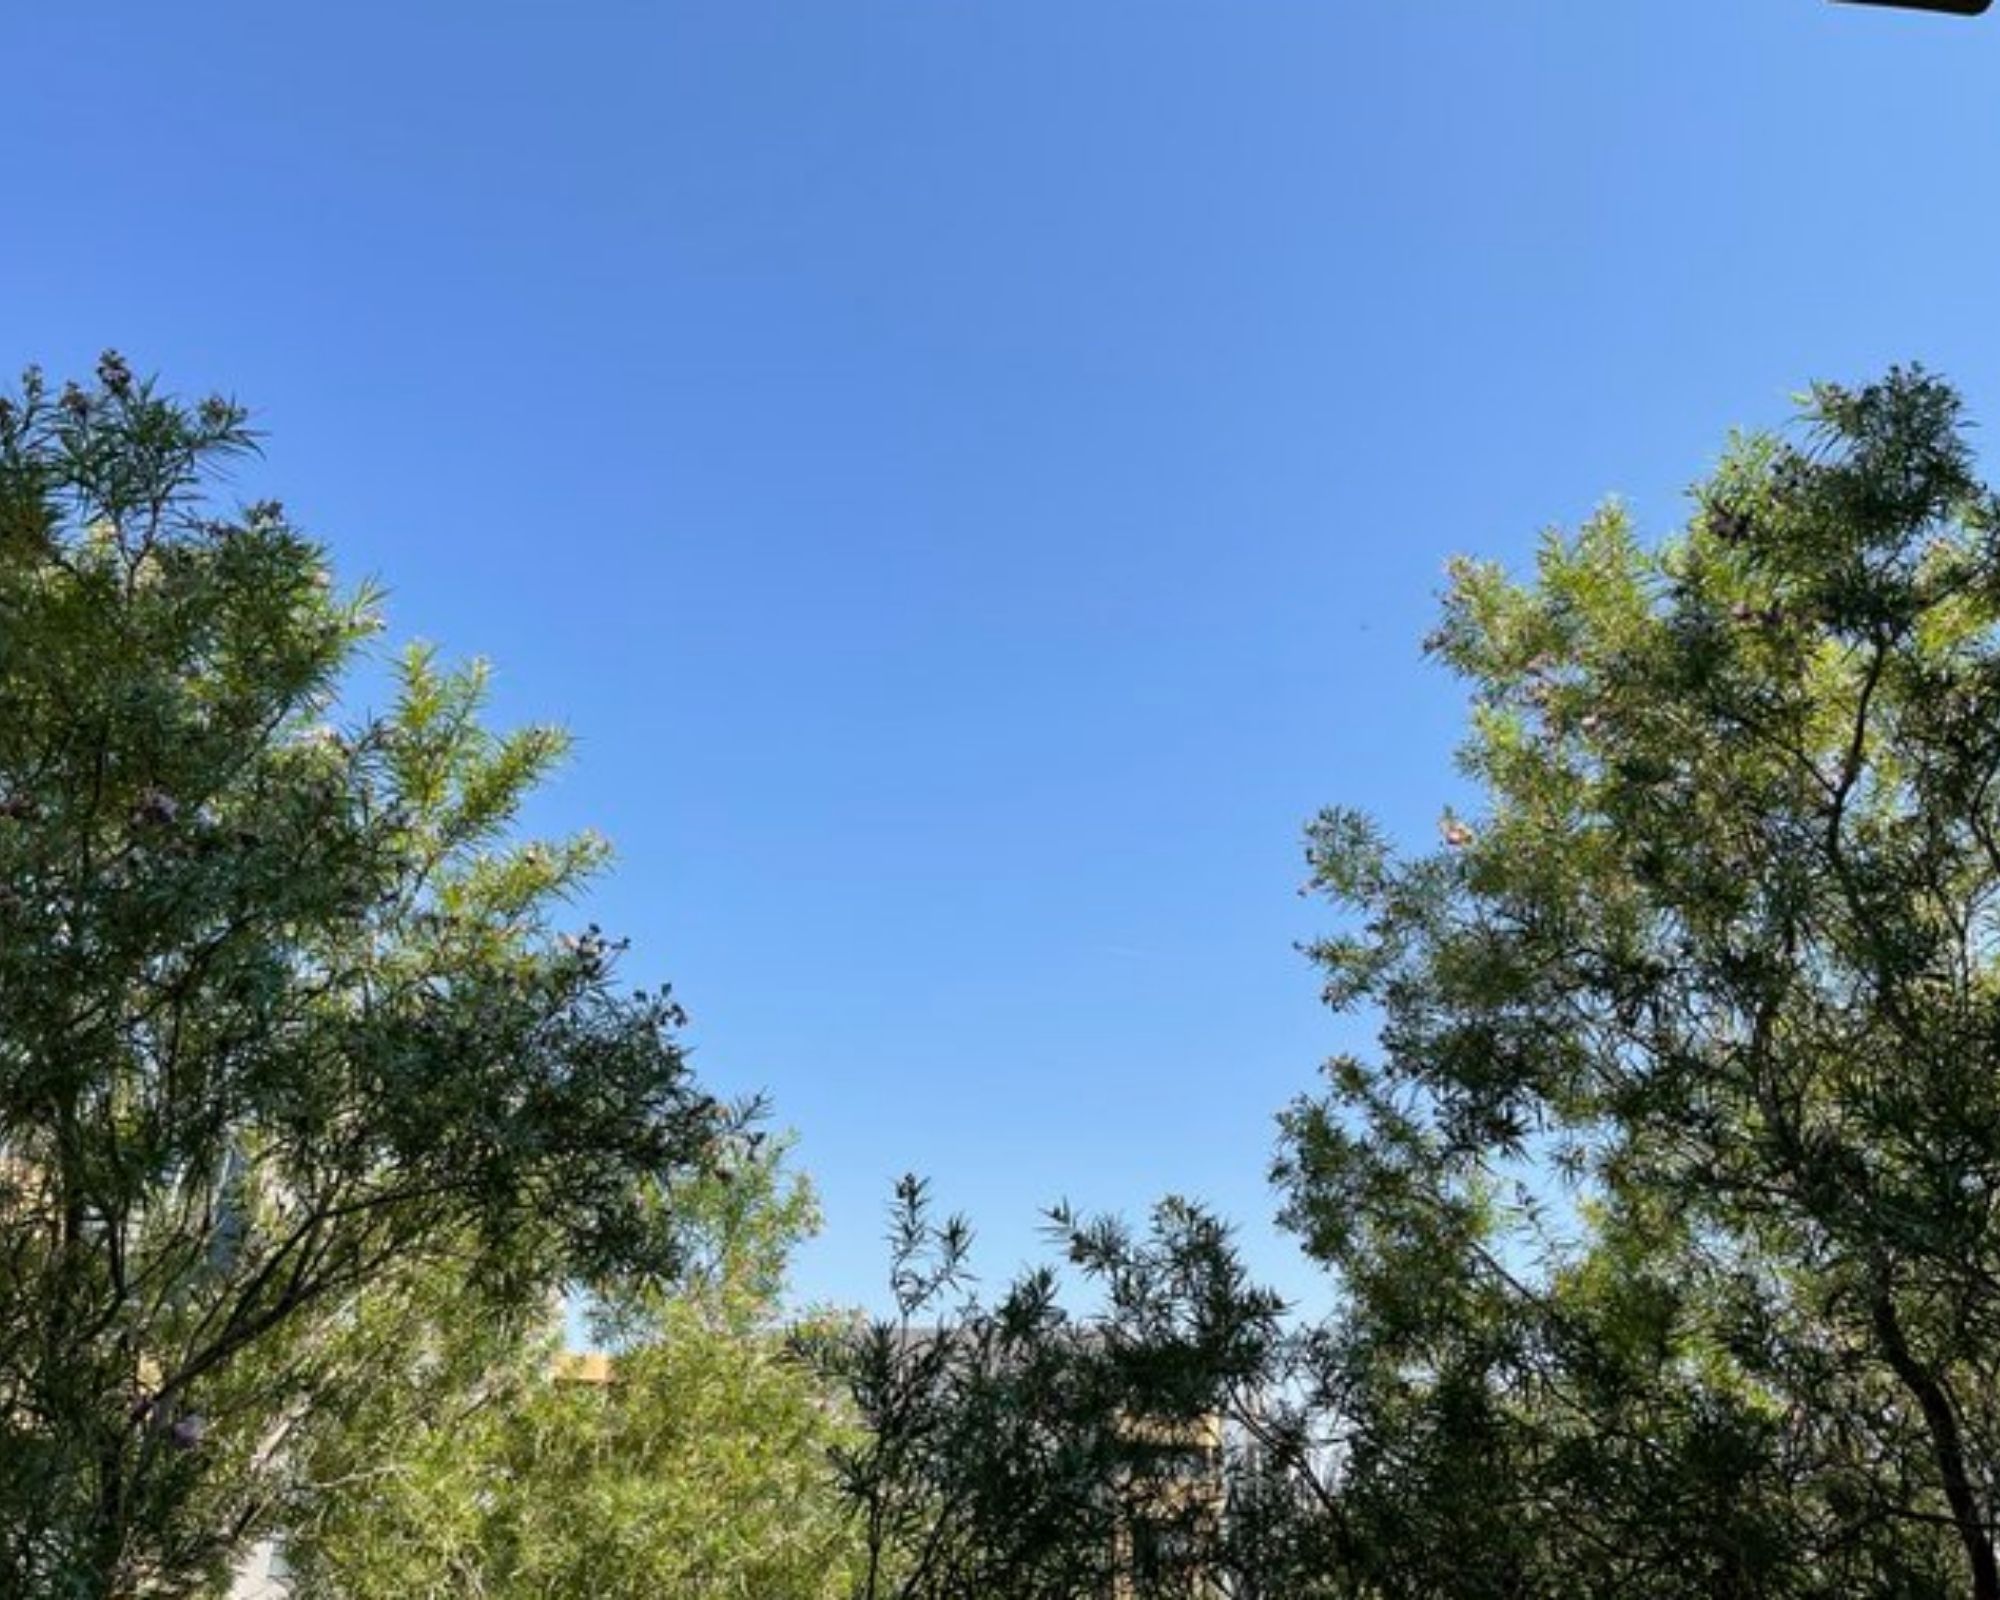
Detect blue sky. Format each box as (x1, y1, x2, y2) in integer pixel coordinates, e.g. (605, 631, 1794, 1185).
(6, 2, 1997, 1311)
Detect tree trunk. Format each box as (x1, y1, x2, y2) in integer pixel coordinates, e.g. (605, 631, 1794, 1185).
(1871, 1277, 1998, 1600)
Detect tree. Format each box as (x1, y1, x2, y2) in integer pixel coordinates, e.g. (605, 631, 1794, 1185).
(0, 358, 734, 1597)
(279, 1139, 866, 1600)
(822, 1178, 1280, 1600)
(1279, 366, 2000, 1595)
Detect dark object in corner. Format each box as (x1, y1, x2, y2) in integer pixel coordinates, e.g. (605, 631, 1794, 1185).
(1831, 0, 1990, 14)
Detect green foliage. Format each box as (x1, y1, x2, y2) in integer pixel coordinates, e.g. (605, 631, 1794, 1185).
(1278, 365, 2000, 1597)
(823, 1178, 1278, 1600)
(0, 358, 733, 1598)
(281, 1141, 865, 1600)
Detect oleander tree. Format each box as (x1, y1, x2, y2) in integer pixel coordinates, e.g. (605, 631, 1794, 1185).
(0, 357, 737, 1598)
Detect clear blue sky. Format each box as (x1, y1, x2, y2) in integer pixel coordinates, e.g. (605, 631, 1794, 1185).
(6, 3, 1997, 1311)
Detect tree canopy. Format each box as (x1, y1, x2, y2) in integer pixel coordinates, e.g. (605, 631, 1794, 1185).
(18, 351, 2000, 1600)
(0, 358, 734, 1598)
(1277, 366, 2000, 1596)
